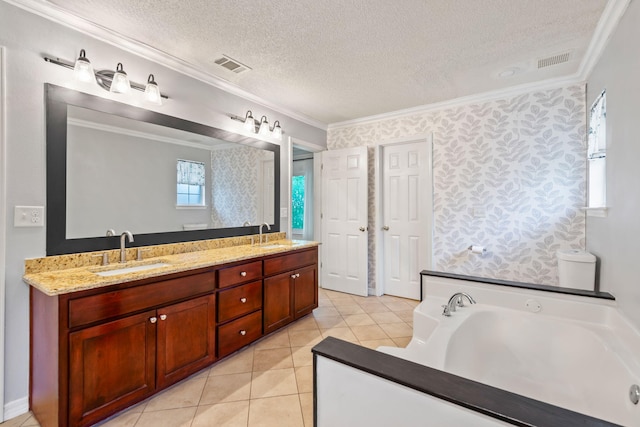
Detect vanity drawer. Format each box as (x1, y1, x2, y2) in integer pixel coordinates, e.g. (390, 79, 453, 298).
(217, 280, 262, 323)
(68, 272, 215, 328)
(217, 261, 262, 289)
(217, 310, 262, 357)
(264, 248, 318, 276)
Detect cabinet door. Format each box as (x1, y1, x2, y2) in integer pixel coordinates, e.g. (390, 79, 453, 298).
(294, 264, 318, 319)
(263, 271, 294, 334)
(69, 310, 156, 427)
(157, 294, 216, 389)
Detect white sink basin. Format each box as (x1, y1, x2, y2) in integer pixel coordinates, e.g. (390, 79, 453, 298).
(94, 262, 171, 277)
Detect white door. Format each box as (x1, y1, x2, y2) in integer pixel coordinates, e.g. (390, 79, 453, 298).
(321, 146, 368, 296)
(381, 139, 431, 299)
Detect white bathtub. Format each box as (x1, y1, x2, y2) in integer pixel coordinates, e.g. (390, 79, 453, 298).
(379, 276, 640, 426)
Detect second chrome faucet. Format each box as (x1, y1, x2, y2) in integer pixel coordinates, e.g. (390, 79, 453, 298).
(120, 231, 134, 263)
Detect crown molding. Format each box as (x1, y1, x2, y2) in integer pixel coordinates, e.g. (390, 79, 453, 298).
(3, 0, 328, 131)
(328, 0, 630, 130)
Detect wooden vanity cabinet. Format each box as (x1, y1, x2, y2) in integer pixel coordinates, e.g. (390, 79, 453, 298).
(264, 247, 318, 334)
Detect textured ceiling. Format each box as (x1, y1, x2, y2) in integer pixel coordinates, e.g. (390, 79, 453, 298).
(46, 0, 608, 124)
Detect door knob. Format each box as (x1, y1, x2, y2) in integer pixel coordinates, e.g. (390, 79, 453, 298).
(150, 317, 157, 323)
(382, 226, 389, 231)
(359, 227, 366, 232)
(159, 314, 167, 321)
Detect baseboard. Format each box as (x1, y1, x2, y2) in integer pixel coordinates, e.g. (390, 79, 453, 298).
(4, 396, 29, 421)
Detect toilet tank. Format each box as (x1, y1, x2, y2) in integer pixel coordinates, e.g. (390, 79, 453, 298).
(557, 250, 596, 291)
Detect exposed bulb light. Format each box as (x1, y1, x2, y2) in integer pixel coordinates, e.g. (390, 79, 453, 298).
(110, 62, 131, 94)
(72, 49, 95, 84)
(243, 110, 256, 133)
(271, 120, 282, 140)
(258, 116, 270, 136)
(144, 74, 162, 105)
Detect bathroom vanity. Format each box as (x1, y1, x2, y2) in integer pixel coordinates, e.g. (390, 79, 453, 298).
(26, 241, 318, 427)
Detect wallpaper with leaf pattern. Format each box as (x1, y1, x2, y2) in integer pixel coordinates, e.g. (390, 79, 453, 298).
(328, 84, 586, 288)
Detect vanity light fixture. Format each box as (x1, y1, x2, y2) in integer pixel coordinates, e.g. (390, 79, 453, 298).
(72, 49, 96, 84)
(144, 74, 162, 105)
(43, 50, 168, 102)
(110, 63, 131, 94)
(231, 110, 285, 139)
(243, 110, 256, 133)
(258, 116, 270, 136)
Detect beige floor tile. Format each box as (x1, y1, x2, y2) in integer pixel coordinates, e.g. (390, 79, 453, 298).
(248, 395, 304, 427)
(357, 302, 391, 313)
(210, 347, 254, 376)
(288, 328, 323, 347)
(286, 315, 319, 332)
(294, 366, 314, 393)
(330, 298, 358, 307)
(313, 315, 346, 329)
(320, 327, 359, 343)
(369, 311, 403, 324)
(253, 347, 293, 371)
(317, 298, 334, 307)
(403, 299, 421, 308)
(324, 290, 354, 301)
(299, 392, 314, 427)
(350, 324, 389, 341)
(393, 336, 413, 347)
(192, 401, 249, 427)
(99, 410, 141, 427)
(335, 304, 365, 315)
(394, 309, 415, 323)
(1, 413, 35, 427)
(359, 338, 397, 349)
(343, 313, 376, 327)
(200, 373, 252, 405)
(311, 306, 340, 317)
(252, 329, 291, 350)
(251, 368, 299, 399)
(20, 416, 41, 427)
(134, 407, 197, 427)
(382, 301, 415, 312)
(291, 346, 314, 367)
(379, 322, 413, 338)
(144, 376, 206, 412)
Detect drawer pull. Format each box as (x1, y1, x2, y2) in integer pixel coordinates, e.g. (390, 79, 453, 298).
(296, 273, 300, 278)
(240, 271, 247, 277)
(240, 297, 247, 303)
(291, 274, 296, 279)
(150, 317, 157, 324)
(239, 330, 247, 336)
(160, 314, 167, 321)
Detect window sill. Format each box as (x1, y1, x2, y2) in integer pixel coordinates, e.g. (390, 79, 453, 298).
(581, 207, 608, 217)
(176, 205, 208, 210)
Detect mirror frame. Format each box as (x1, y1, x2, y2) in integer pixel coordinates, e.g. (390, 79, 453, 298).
(46, 84, 280, 255)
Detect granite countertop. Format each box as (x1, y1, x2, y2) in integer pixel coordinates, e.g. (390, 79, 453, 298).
(24, 239, 319, 296)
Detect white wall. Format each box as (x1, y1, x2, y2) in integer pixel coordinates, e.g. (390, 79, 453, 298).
(586, 0, 640, 329)
(0, 1, 326, 410)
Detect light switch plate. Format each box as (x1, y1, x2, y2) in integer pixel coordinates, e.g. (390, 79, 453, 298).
(280, 207, 288, 218)
(15, 206, 45, 227)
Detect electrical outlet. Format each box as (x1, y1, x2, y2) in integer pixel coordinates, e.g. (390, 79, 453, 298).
(280, 207, 288, 218)
(14, 206, 45, 227)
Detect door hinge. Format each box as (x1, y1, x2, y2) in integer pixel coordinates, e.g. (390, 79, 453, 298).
(321, 163, 324, 170)
(320, 213, 323, 219)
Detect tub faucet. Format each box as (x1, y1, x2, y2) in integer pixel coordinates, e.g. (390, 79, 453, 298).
(259, 222, 271, 245)
(442, 292, 476, 317)
(120, 231, 134, 263)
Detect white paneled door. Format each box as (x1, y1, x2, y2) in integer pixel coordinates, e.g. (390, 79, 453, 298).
(381, 139, 431, 299)
(321, 146, 368, 296)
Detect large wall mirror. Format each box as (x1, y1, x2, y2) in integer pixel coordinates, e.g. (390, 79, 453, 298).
(46, 84, 280, 255)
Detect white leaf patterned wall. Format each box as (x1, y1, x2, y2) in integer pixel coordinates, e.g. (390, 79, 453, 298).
(328, 84, 586, 288)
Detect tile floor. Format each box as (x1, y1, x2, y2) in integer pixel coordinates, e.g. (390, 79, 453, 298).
(4, 289, 418, 427)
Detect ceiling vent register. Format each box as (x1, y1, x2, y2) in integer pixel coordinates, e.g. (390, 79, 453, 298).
(214, 55, 252, 74)
(537, 52, 571, 69)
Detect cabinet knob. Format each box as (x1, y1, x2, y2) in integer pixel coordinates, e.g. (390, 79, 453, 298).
(291, 274, 297, 279)
(240, 271, 247, 277)
(239, 330, 247, 336)
(296, 273, 300, 278)
(240, 297, 247, 303)
(150, 317, 157, 323)
(159, 314, 167, 321)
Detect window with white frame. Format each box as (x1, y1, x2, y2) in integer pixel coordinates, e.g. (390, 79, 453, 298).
(177, 159, 206, 207)
(587, 90, 606, 208)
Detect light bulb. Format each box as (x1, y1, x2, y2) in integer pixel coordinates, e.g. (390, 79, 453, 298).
(110, 63, 131, 94)
(144, 74, 162, 105)
(258, 116, 270, 136)
(72, 49, 95, 84)
(244, 110, 255, 133)
(271, 120, 282, 140)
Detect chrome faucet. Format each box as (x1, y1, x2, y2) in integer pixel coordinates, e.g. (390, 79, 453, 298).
(120, 231, 134, 263)
(442, 292, 476, 316)
(243, 221, 255, 245)
(259, 222, 271, 245)
(106, 229, 116, 237)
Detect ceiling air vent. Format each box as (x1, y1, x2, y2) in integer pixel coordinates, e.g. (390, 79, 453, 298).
(214, 55, 251, 74)
(537, 52, 571, 69)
